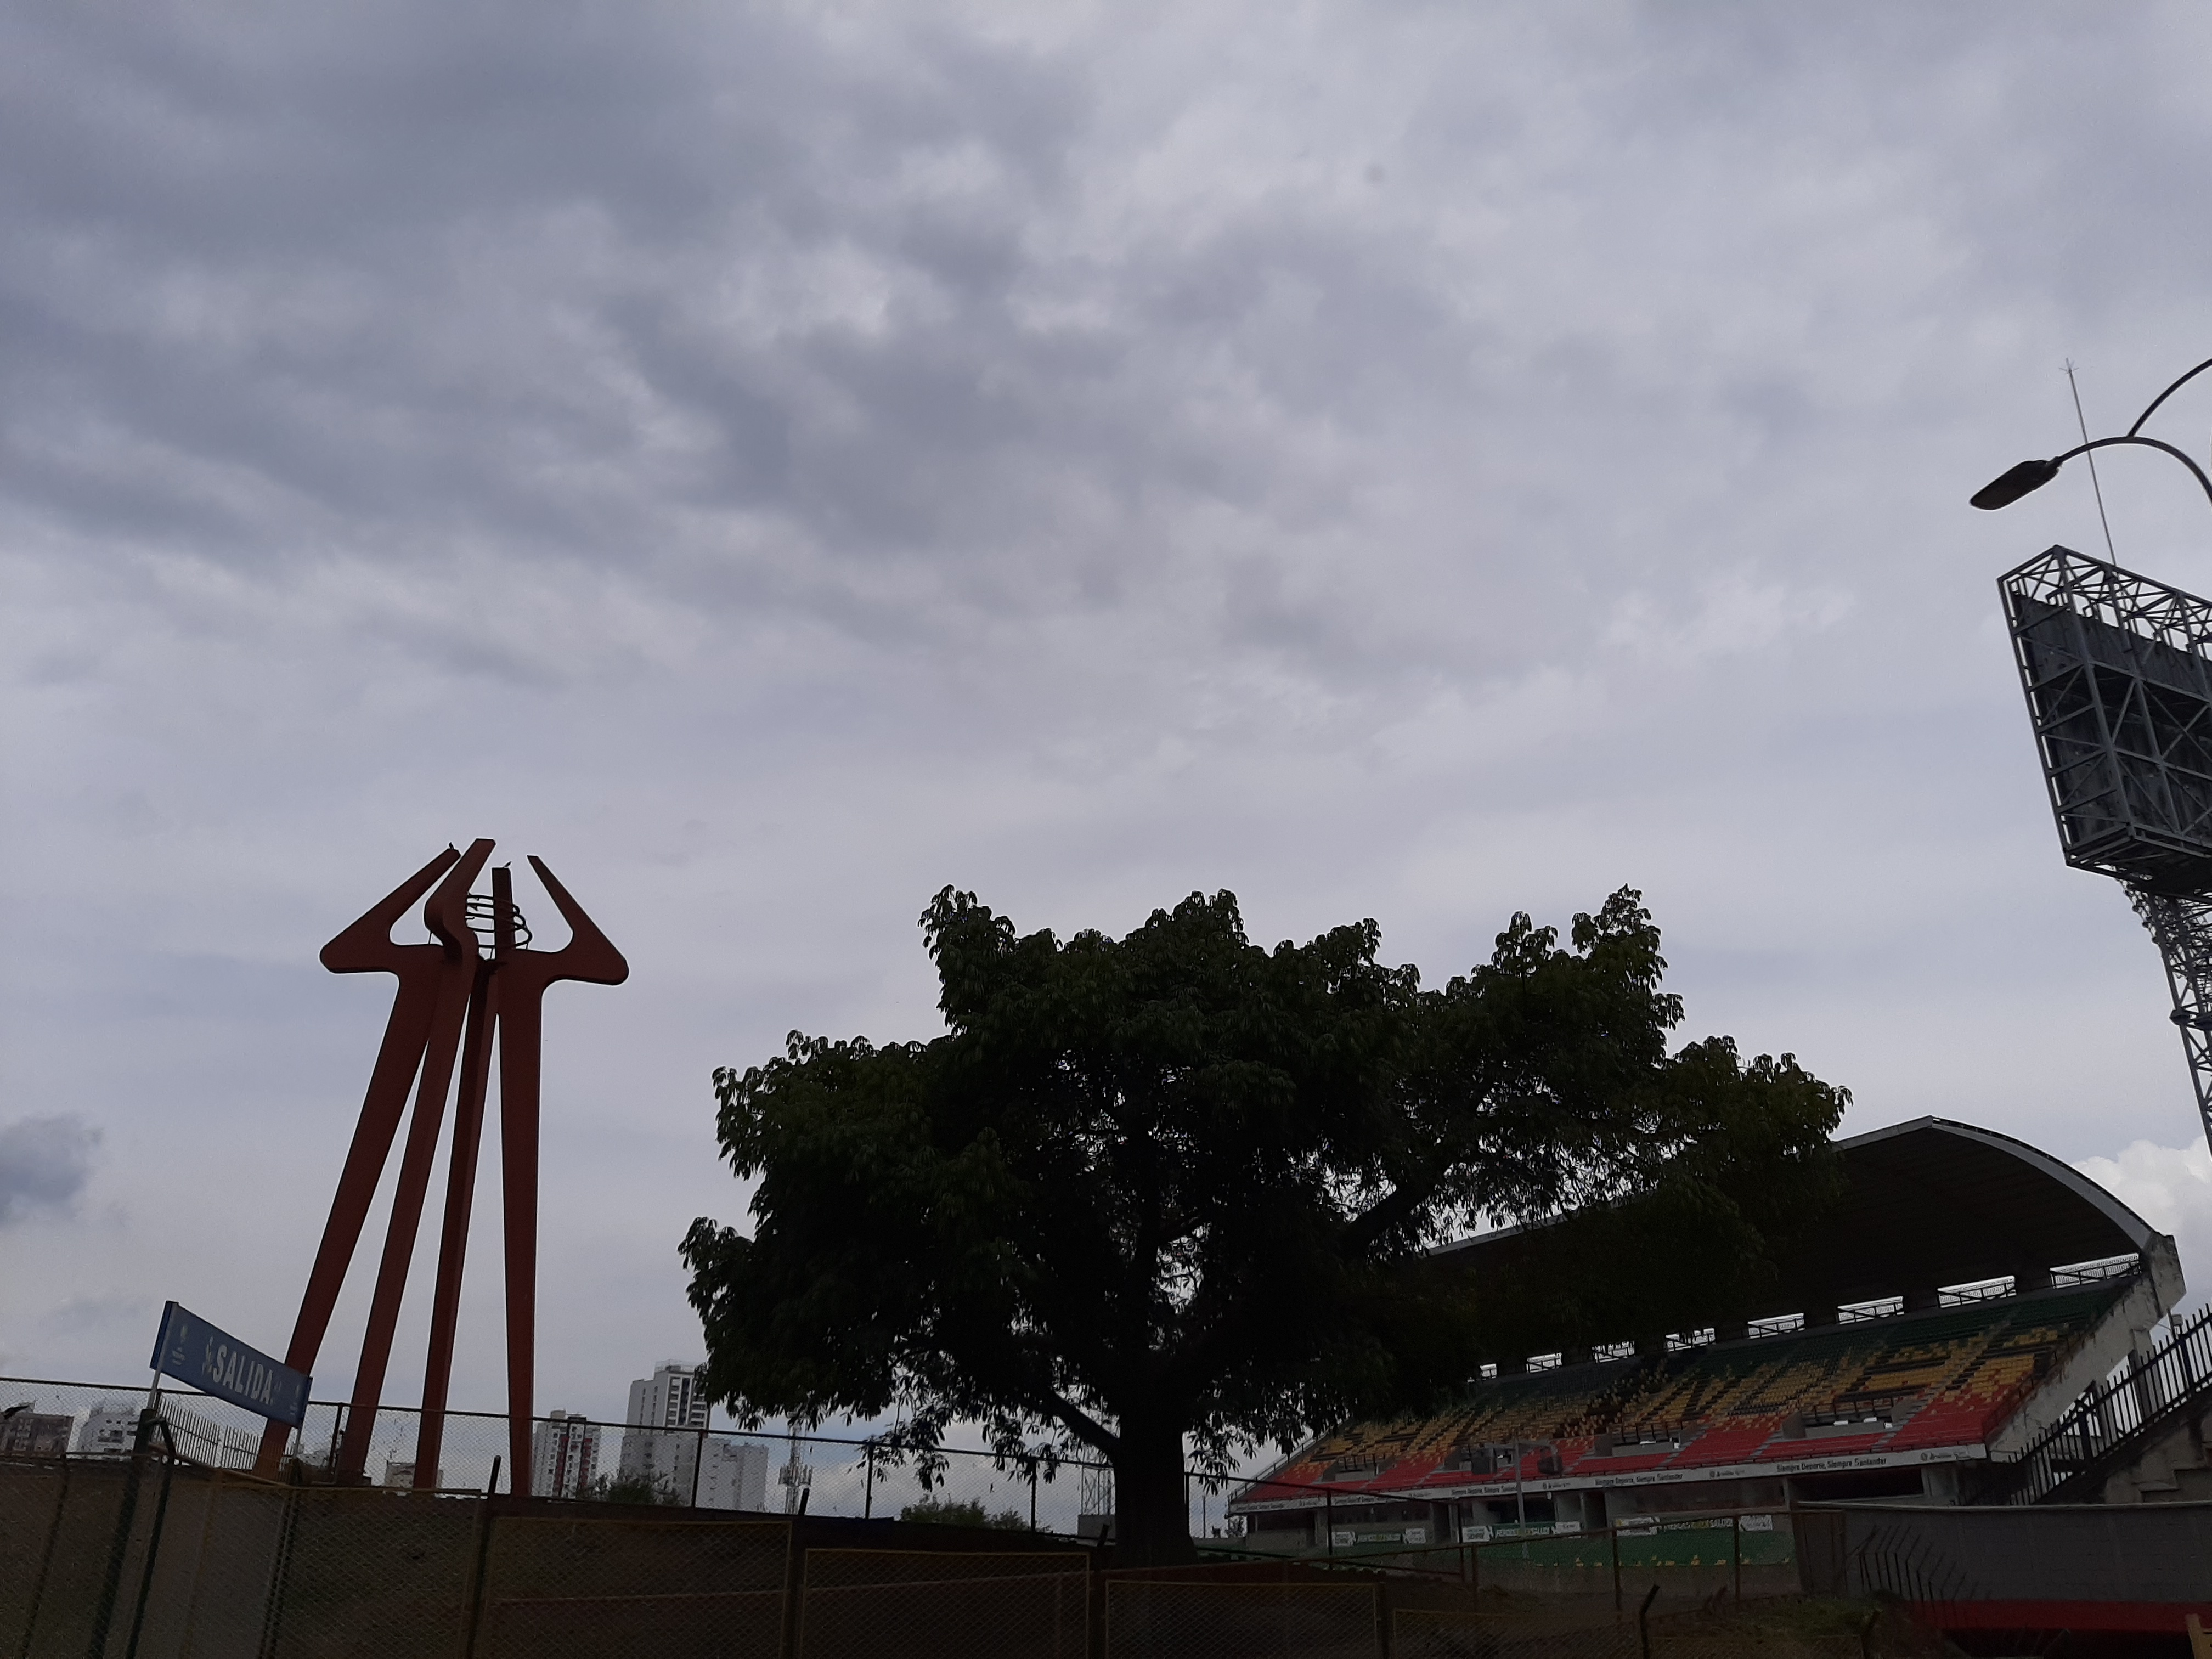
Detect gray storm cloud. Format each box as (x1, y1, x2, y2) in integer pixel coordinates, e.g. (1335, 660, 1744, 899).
(0, 1115, 99, 1225)
(4, 0, 2212, 1401)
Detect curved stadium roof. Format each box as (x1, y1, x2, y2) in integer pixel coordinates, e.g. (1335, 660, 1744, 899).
(1427, 1116, 2177, 1327)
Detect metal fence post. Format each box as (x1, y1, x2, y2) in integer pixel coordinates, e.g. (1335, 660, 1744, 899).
(1732, 1511, 1741, 1604)
(123, 1423, 180, 1659)
(88, 1408, 160, 1658)
(459, 1488, 498, 1659)
(1325, 1489, 1335, 1560)
(1611, 1523, 1622, 1614)
(692, 1427, 705, 1509)
(254, 1463, 307, 1659)
(778, 1519, 805, 1659)
(864, 1443, 874, 1520)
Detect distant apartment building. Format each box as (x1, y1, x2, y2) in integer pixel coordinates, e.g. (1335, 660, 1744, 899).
(381, 1459, 447, 1489)
(696, 1438, 770, 1513)
(531, 1410, 602, 1499)
(0, 1406, 72, 1457)
(74, 1403, 142, 1457)
(619, 1363, 709, 1500)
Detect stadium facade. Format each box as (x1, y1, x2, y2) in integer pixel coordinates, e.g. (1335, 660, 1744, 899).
(1229, 1117, 2197, 1548)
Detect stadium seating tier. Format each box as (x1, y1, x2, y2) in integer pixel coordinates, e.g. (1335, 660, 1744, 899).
(1241, 1282, 2128, 1502)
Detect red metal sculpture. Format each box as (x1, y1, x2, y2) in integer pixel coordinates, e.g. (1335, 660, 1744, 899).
(253, 843, 627, 1493)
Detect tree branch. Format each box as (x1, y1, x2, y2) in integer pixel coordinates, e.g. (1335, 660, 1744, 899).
(1030, 1389, 1119, 1459)
(1341, 1169, 1442, 1257)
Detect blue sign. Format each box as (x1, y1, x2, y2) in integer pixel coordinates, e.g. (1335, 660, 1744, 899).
(149, 1302, 311, 1427)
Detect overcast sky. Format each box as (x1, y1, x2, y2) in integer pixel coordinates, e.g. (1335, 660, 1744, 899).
(7, 2, 2212, 1426)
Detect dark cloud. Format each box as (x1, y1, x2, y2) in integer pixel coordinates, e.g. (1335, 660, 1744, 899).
(5, 0, 2212, 1397)
(0, 1115, 99, 1224)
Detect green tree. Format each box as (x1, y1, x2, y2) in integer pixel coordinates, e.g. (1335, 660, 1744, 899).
(899, 1496, 1029, 1530)
(589, 1470, 684, 1506)
(684, 886, 1843, 1562)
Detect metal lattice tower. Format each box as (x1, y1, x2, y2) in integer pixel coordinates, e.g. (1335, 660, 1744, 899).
(2127, 890, 2212, 1142)
(2004, 546, 2212, 1152)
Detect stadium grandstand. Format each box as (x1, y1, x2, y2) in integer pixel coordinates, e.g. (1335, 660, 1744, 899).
(1229, 1117, 2194, 1549)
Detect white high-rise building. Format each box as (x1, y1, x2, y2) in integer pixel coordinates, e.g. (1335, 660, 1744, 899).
(532, 1410, 602, 1499)
(618, 1363, 709, 1501)
(696, 1438, 771, 1512)
(74, 1403, 141, 1457)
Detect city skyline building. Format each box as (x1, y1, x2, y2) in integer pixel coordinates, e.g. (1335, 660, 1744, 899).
(696, 1438, 770, 1512)
(0, 1408, 72, 1458)
(74, 1403, 139, 1457)
(531, 1409, 602, 1499)
(619, 1362, 709, 1500)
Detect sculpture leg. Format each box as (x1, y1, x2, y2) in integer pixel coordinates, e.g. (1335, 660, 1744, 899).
(253, 973, 439, 1474)
(253, 845, 460, 1477)
(498, 991, 544, 1497)
(412, 959, 498, 1491)
(493, 856, 628, 1497)
(336, 951, 476, 1478)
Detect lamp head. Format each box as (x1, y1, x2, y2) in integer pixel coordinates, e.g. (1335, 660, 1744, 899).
(1971, 457, 2064, 510)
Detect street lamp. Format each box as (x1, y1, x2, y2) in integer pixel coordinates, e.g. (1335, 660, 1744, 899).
(1983, 350, 2212, 1166)
(1970, 355, 2212, 514)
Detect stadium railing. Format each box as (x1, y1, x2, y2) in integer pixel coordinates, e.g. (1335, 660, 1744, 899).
(1976, 1299, 2212, 1504)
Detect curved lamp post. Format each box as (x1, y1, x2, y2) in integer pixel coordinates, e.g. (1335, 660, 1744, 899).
(1971, 354, 2212, 513)
(1981, 351, 2212, 1167)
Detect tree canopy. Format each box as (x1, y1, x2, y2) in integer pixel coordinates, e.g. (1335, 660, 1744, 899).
(683, 885, 1845, 1560)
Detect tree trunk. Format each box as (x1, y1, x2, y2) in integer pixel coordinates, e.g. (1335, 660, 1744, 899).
(1111, 1418, 1195, 1566)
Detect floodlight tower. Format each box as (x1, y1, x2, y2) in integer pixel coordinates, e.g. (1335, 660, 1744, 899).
(1975, 355, 2212, 1154)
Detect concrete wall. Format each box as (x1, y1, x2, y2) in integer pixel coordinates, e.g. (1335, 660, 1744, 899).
(1802, 1499, 2212, 1605)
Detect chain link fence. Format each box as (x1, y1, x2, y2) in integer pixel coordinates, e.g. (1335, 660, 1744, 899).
(5, 1380, 1899, 1659)
(4, 1376, 1804, 1607)
(1466, 1514, 1797, 1611)
(4, 1449, 1237, 1659)
(1105, 1579, 1380, 1659)
(0, 1448, 793, 1659)
(1393, 1607, 1628, 1659)
(1222, 1492, 1803, 1620)
(4, 1443, 1921, 1659)
(1392, 1606, 1870, 1659)
(1, 1376, 1126, 1531)
(269, 1485, 482, 1657)
(477, 1516, 790, 1659)
(132, 1472, 290, 1657)
(5, 1456, 137, 1656)
(799, 1547, 1088, 1659)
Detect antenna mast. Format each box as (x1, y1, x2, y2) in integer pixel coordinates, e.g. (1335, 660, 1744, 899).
(2064, 359, 2118, 561)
